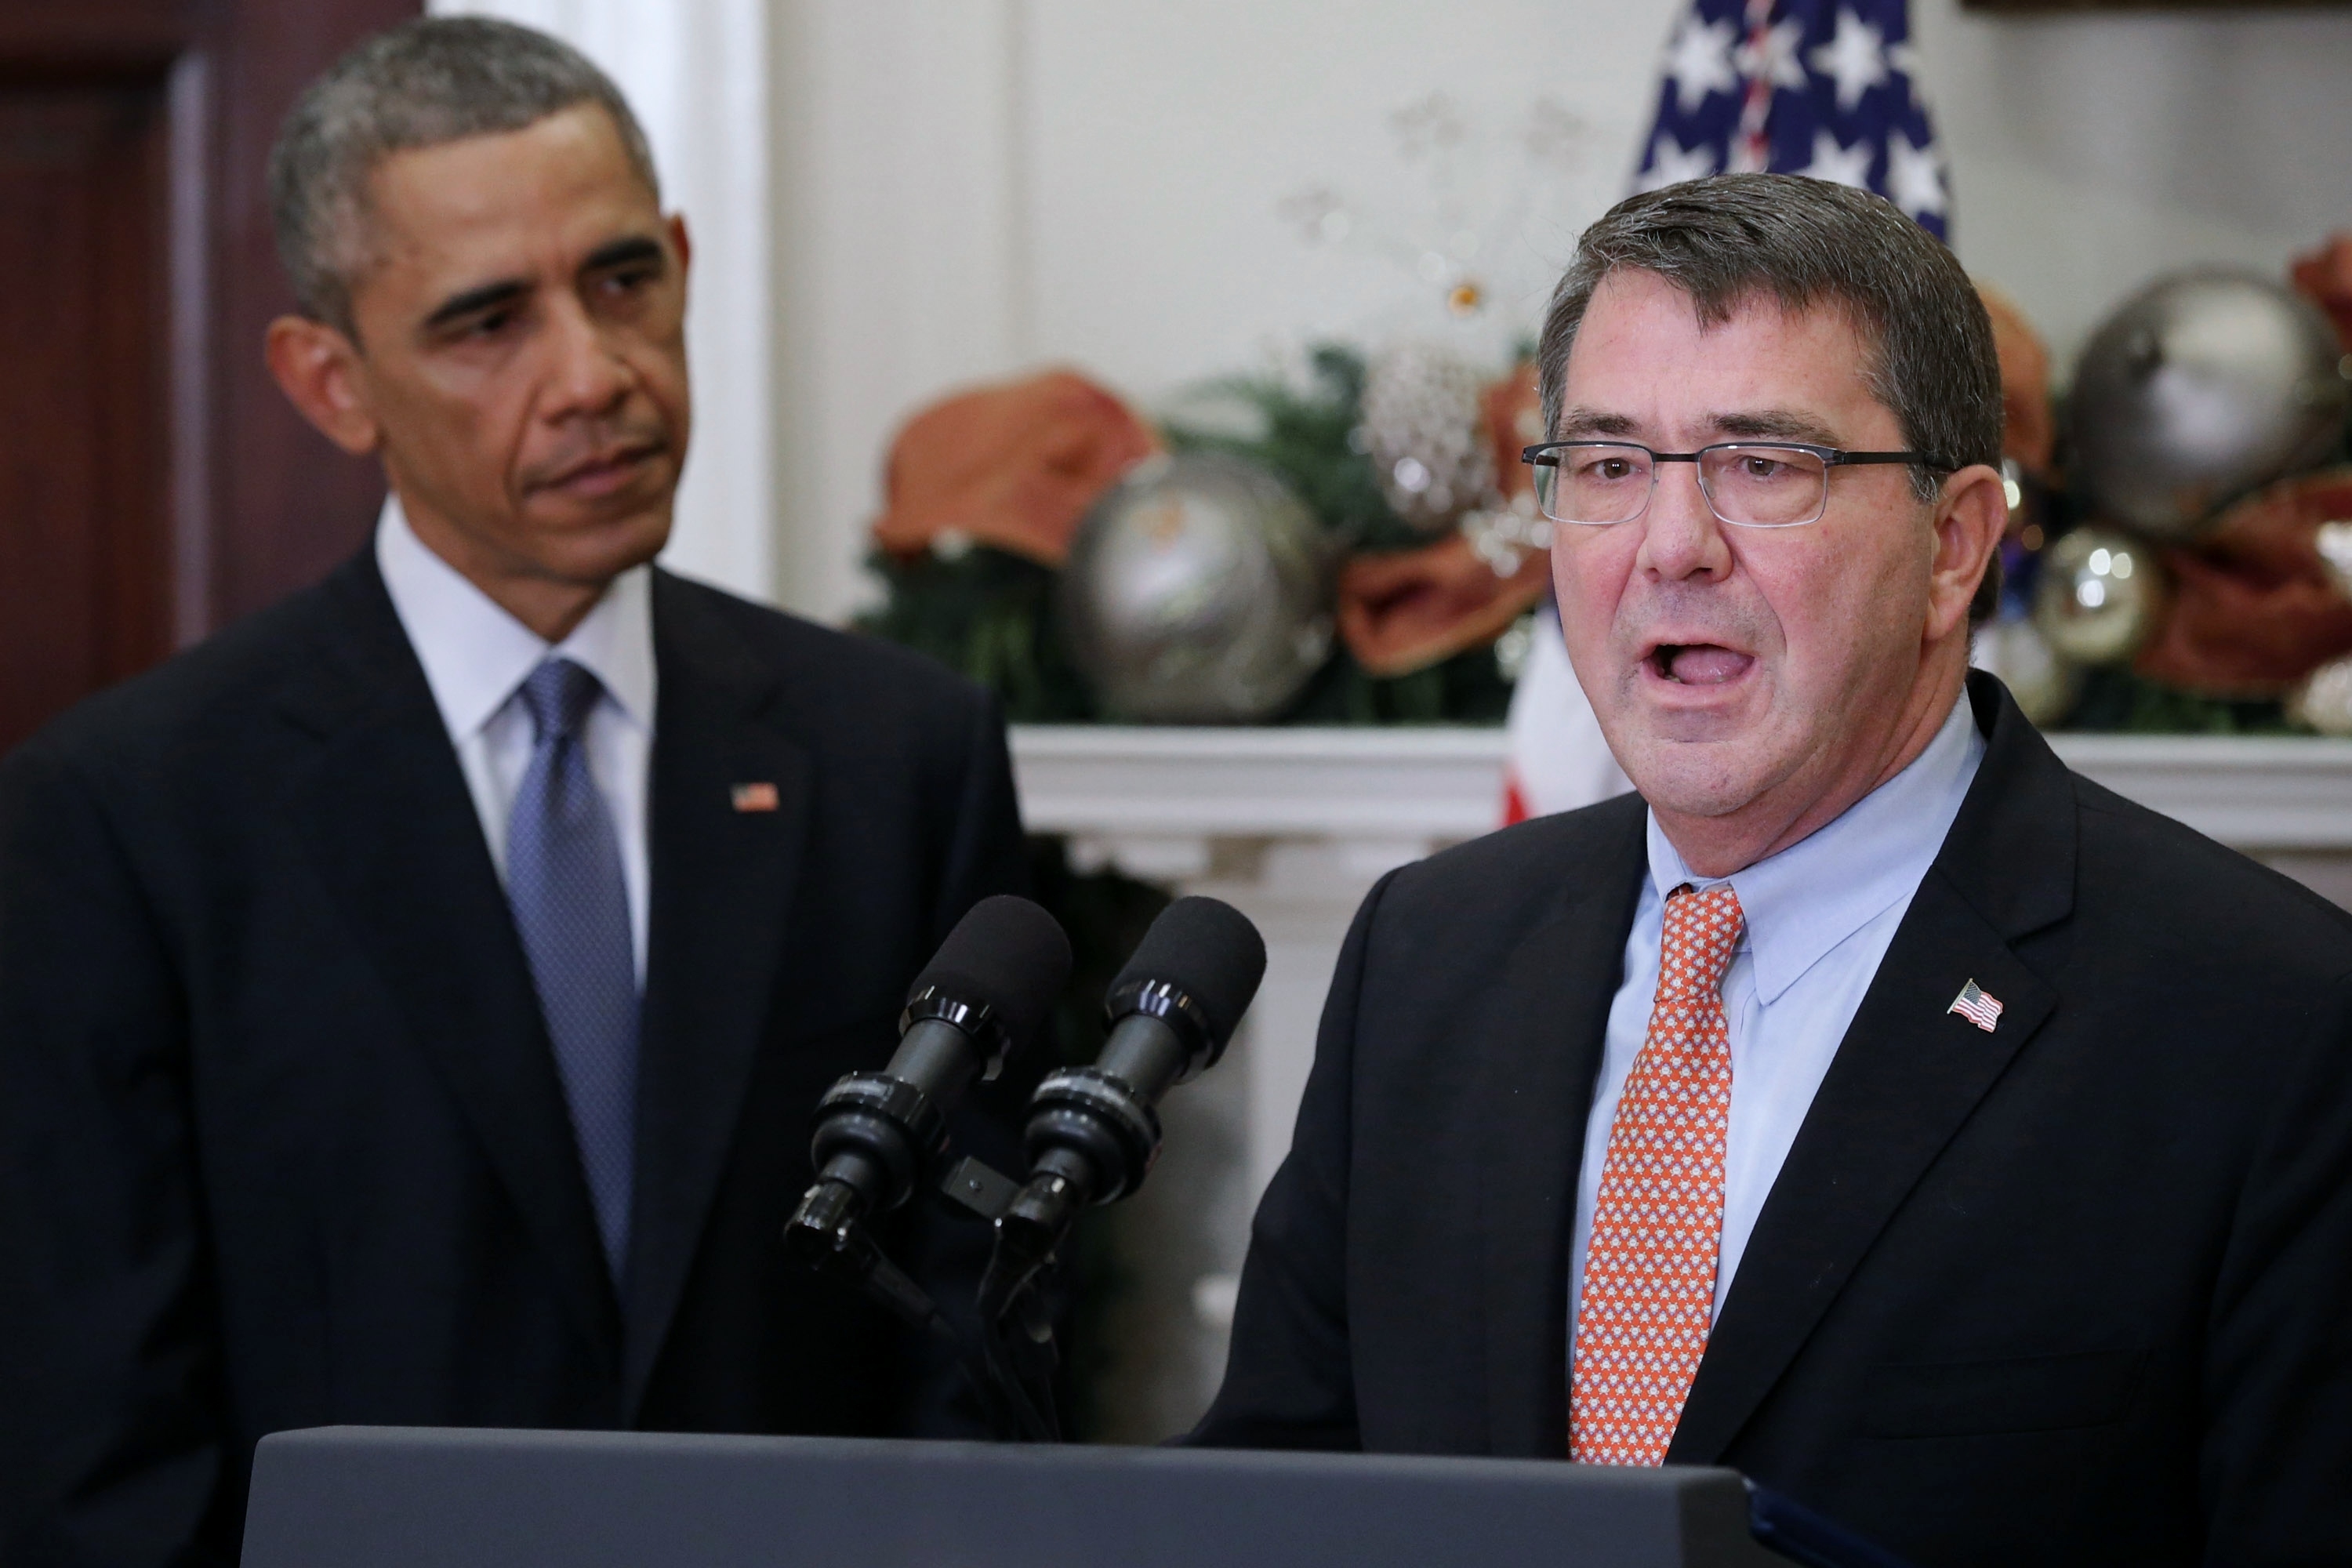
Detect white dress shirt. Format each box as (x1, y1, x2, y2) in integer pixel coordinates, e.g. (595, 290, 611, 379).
(375, 498, 657, 985)
(1566, 694, 1984, 1356)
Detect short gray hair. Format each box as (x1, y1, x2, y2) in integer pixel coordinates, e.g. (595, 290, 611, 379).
(268, 16, 660, 335)
(1536, 174, 2005, 619)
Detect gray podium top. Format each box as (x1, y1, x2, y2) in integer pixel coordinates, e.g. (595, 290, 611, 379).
(243, 1426, 1792, 1568)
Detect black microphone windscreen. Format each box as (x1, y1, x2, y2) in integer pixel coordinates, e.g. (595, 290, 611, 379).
(911, 895, 1073, 1051)
(1110, 896, 1267, 1047)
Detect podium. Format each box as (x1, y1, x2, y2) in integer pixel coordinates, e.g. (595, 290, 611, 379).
(241, 1426, 1803, 1568)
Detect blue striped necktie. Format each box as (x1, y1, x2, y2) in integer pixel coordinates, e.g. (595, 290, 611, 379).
(506, 656, 639, 1286)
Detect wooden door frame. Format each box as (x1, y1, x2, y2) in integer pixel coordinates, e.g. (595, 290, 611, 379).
(0, 0, 417, 655)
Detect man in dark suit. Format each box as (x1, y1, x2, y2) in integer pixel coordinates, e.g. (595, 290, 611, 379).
(0, 20, 1029, 1566)
(1196, 175, 2352, 1566)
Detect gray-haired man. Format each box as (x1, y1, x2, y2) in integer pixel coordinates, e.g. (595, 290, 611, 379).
(0, 20, 1030, 1564)
(1196, 176, 2352, 1566)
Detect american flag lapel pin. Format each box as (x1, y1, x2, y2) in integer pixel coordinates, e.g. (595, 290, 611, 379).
(730, 782, 780, 813)
(1948, 978, 2003, 1033)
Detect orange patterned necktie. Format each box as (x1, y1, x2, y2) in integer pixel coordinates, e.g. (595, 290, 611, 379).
(1570, 881, 1745, 1466)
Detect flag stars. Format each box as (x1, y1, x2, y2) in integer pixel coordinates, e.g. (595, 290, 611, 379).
(1797, 129, 1872, 190)
(1886, 129, 1947, 220)
(1887, 41, 1929, 99)
(1662, 13, 1740, 114)
(1809, 8, 1892, 113)
(1640, 134, 1719, 192)
(1738, 18, 1810, 93)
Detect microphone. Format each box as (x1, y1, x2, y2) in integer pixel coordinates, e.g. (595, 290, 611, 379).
(982, 896, 1266, 1317)
(786, 895, 1072, 1294)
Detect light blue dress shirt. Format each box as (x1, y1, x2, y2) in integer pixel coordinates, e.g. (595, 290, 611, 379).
(1566, 694, 1984, 1358)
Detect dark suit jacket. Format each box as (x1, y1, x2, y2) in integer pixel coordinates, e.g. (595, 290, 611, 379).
(1196, 673, 2352, 1566)
(0, 551, 1031, 1566)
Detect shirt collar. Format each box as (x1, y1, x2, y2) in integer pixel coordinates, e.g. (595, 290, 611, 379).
(375, 495, 657, 742)
(1645, 694, 1984, 1004)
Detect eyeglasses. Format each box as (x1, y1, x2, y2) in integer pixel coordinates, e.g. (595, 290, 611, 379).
(1520, 441, 1954, 529)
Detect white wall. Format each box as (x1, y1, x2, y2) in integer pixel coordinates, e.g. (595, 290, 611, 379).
(771, 0, 2352, 623)
(1016, 0, 1662, 395)
(769, 0, 1033, 624)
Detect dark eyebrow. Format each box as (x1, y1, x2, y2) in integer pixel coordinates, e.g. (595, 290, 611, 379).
(583, 234, 665, 274)
(1554, 406, 1639, 439)
(423, 278, 529, 332)
(1549, 406, 1849, 446)
(1709, 409, 1844, 446)
(418, 237, 666, 333)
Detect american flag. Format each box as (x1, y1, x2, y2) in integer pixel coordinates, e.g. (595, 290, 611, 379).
(1632, 0, 1950, 239)
(1948, 979, 2003, 1033)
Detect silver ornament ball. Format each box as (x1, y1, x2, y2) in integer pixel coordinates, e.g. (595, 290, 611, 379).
(1058, 452, 1338, 723)
(2032, 527, 2165, 666)
(1359, 342, 1496, 535)
(2070, 270, 2349, 543)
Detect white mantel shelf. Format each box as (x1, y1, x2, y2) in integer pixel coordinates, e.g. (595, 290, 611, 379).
(1009, 726, 1511, 883)
(1011, 721, 2352, 1213)
(1012, 724, 2352, 855)
(2041, 733, 2352, 851)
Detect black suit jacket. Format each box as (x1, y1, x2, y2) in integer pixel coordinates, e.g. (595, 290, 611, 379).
(1196, 674, 2352, 1566)
(0, 551, 1031, 1566)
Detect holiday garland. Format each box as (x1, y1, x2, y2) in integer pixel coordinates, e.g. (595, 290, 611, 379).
(858, 345, 1515, 726)
(860, 265, 2352, 738)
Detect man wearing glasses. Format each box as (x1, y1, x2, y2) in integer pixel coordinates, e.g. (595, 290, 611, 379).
(1196, 174, 2352, 1566)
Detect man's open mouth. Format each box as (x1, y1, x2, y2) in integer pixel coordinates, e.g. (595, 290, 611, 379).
(1646, 643, 1755, 685)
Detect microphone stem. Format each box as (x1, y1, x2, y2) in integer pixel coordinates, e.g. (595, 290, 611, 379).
(979, 1149, 1093, 1323)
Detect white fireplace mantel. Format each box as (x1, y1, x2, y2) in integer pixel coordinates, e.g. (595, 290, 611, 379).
(1012, 723, 2352, 1206)
(1017, 724, 2352, 854)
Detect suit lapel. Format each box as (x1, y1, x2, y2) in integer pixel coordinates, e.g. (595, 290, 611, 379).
(1666, 673, 2077, 1464)
(620, 574, 811, 1417)
(282, 556, 622, 1366)
(1480, 794, 1647, 1456)
(1664, 876, 2057, 1461)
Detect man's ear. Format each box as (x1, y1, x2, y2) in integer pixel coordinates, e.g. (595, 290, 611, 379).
(1926, 462, 2009, 642)
(263, 315, 382, 456)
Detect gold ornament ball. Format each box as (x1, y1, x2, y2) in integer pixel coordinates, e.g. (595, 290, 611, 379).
(2032, 527, 2165, 666)
(1972, 613, 2079, 728)
(2318, 520, 2352, 602)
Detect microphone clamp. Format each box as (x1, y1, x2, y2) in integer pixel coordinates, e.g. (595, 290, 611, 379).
(804, 1073, 942, 1213)
(985, 1059, 1160, 1321)
(1102, 976, 1223, 1083)
(902, 985, 1016, 1081)
(1022, 1066, 1160, 1207)
(800, 989, 1010, 1225)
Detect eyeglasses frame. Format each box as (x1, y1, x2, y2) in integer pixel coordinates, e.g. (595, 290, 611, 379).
(1519, 440, 1958, 529)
